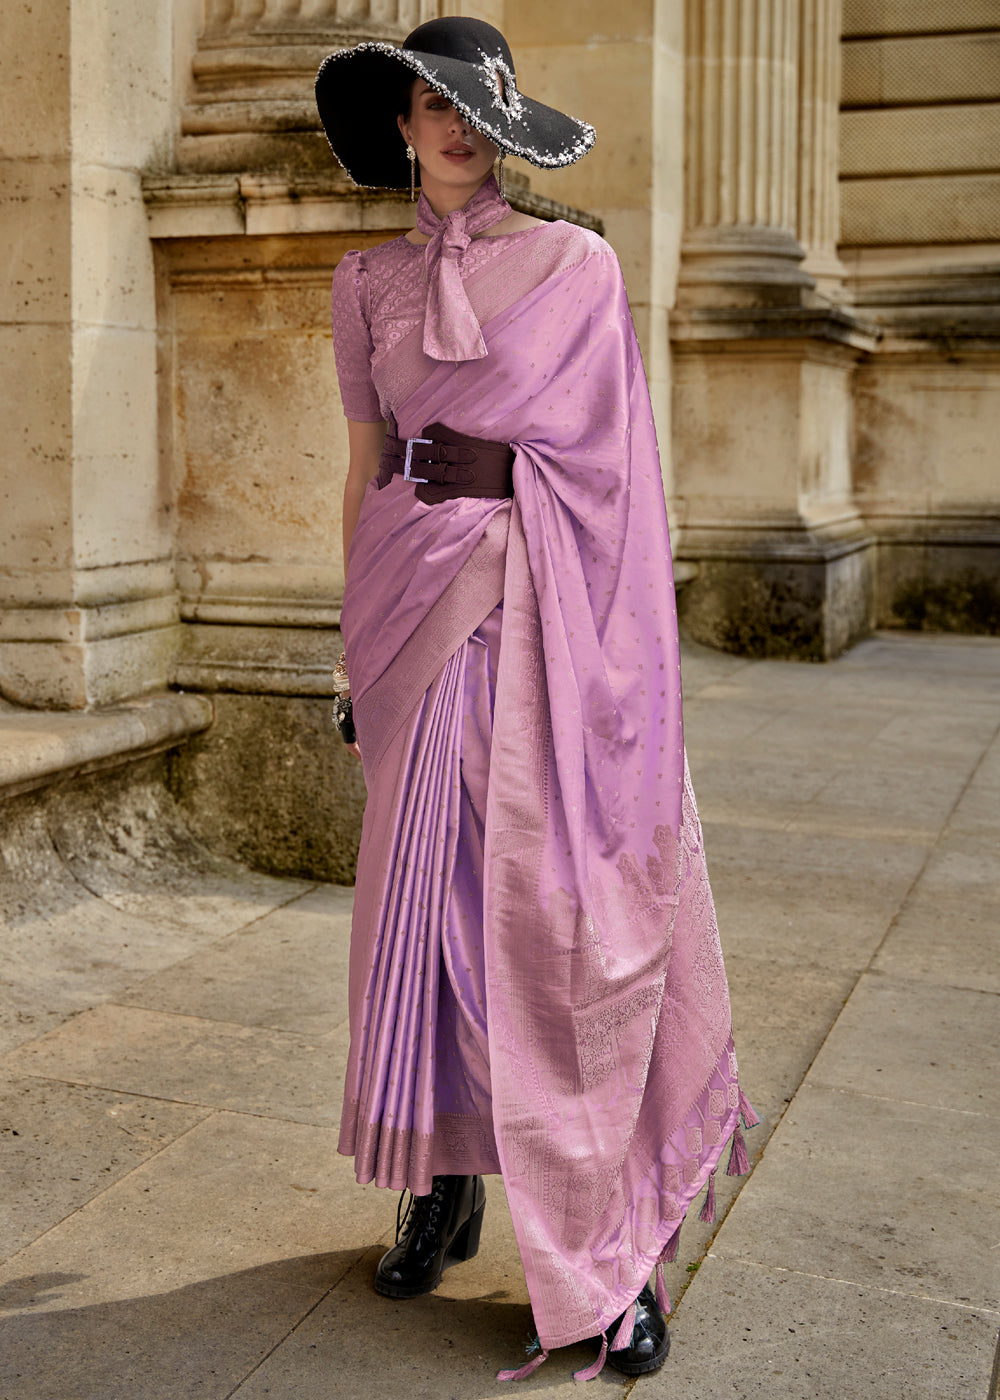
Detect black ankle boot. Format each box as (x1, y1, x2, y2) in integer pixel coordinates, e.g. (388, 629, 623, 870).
(604, 1284, 670, 1376)
(374, 1174, 486, 1299)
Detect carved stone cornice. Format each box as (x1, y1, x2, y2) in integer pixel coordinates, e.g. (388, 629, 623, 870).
(142, 169, 604, 240)
(670, 302, 880, 353)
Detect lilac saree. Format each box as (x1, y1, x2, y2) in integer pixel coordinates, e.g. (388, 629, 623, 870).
(332, 178, 754, 1356)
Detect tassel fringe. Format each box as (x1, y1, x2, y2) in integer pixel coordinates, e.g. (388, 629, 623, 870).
(727, 1121, 750, 1176)
(498, 1346, 549, 1382)
(654, 1260, 672, 1315)
(699, 1168, 717, 1222)
(573, 1335, 607, 1382)
(739, 1088, 760, 1129)
(662, 1223, 682, 1262)
(610, 1301, 637, 1353)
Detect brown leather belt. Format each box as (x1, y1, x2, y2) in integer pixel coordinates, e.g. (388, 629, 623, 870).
(377, 421, 515, 505)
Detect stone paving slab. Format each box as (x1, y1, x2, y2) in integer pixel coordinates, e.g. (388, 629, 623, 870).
(2, 1003, 348, 1126)
(0, 1112, 388, 1296)
(651, 1256, 998, 1400)
(227, 1176, 619, 1398)
(873, 891, 1000, 994)
(704, 824, 928, 972)
(0, 1114, 391, 1400)
(0, 797, 310, 1056)
(919, 829, 1000, 901)
(972, 736, 1000, 788)
(118, 884, 354, 1035)
(723, 959, 856, 1123)
(228, 1260, 613, 1400)
(806, 974, 1000, 1118)
(0, 1268, 322, 1400)
(711, 1078, 998, 1311)
(0, 1075, 211, 1260)
(658, 626, 1000, 1398)
(791, 763, 977, 842)
(681, 757, 834, 829)
(949, 776, 1000, 837)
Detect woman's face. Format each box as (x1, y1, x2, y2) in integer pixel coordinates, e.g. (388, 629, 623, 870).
(397, 79, 497, 192)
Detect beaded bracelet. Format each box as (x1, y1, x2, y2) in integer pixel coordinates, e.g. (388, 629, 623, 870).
(332, 651, 356, 744)
(332, 693, 356, 745)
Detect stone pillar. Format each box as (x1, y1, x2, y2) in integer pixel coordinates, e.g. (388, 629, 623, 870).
(0, 0, 180, 708)
(671, 0, 875, 661)
(798, 0, 846, 295)
(679, 0, 812, 307)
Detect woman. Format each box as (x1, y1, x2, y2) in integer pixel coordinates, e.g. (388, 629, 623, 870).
(315, 17, 755, 1383)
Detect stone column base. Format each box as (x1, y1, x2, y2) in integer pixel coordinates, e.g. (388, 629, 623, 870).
(0, 572, 181, 710)
(670, 305, 880, 661)
(873, 527, 1000, 637)
(675, 525, 875, 661)
(164, 615, 363, 883)
(168, 688, 365, 886)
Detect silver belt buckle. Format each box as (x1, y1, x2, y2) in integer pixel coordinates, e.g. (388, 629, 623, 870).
(403, 436, 433, 483)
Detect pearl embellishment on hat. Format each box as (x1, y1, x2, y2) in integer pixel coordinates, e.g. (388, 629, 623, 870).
(478, 50, 525, 121)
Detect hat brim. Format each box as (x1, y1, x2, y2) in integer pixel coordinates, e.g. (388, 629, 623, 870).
(315, 42, 596, 190)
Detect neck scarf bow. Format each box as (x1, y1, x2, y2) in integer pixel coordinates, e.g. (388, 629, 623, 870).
(416, 173, 512, 363)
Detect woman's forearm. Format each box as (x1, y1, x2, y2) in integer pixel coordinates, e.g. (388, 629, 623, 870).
(342, 471, 371, 566)
(342, 418, 388, 569)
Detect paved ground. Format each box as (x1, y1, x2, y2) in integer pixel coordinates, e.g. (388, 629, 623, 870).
(1, 632, 998, 1399)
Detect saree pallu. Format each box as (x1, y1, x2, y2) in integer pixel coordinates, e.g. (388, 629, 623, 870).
(339, 225, 751, 1349)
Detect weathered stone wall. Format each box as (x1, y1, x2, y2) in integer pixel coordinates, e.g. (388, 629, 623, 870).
(840, 1, 1000, 247)
(147, 201, 384, 881)
(167, 693, 366, 883)
(0, 0, 186, 709)
(840, 0, 1000, 636)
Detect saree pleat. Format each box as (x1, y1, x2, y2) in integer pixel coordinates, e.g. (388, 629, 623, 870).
(346, 645, 465, 1188)
(340, 506, 509, 1192)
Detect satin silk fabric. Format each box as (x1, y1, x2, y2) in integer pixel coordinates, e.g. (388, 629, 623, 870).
(416, 174, 512, 362)
(339, 229, 744, 1350)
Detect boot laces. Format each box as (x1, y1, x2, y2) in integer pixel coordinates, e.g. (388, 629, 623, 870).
(395, 1177, 448, 1242)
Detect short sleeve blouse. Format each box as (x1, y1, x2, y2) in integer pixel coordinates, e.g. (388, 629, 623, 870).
(330, 224, 596, 427)
(330, 251, 383, 422)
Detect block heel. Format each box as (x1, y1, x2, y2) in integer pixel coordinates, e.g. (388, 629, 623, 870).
(447, 1199, 485, 1263)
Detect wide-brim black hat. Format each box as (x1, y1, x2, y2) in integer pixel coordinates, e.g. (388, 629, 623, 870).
(315, 17, 596, 190)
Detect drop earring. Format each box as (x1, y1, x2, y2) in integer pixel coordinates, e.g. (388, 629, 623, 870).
(407, 143, 417, 202)
(496, 151, 506, 199)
